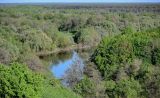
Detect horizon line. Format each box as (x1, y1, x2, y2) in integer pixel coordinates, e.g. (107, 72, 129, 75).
(0, 2, 160, 4)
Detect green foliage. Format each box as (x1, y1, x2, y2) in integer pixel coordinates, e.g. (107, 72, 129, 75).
(19, 29, 53, 52)
(0, 63, 81, 98)
(106, 78, 142, 98)
(86, 15, 106, 26)
(92, 27, 160, 98)
(59, 17, 83, 32)
(77, 27, 101, 46)
(73, 76, 95, 97)
(150, 38, 160, 65)
(0, 48, 11, 64)
(121, 25, 136, 34)
(54, 32, 74, 48)
(115, 78, 142, 98)
(103, 20, 120, 35)
(0, 5, 160, 98)
(0, 63, 44, 98)
(42, 86, 81, 98)
(93, 35, 134, 78)
(0, 38, 20, 63)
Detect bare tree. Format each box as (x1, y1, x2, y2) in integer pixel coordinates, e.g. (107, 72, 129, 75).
(62, 52, 84, 88)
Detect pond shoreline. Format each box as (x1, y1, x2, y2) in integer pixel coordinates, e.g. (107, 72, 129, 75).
(36, 44, 96, 56)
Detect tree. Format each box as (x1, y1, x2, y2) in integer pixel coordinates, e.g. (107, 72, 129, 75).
(77, 27, 101, 46)
(19, 29, 53, 52)
(92, 27, 160, 98)
(0, 63, 44, 98)
(73, 76, 96, 97)
(58, 17, 83, 32)
(115, 78, 142, 98)
(62, 53, 84, 88)
(54, 32, 74, 48)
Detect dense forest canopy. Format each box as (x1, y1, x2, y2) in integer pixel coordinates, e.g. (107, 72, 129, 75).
(92, 28, 160, 98)
(0, 3, 160, 98)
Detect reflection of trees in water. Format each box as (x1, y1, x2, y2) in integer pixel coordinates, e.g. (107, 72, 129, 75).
(57, 51, 72, 61)
(40, 48, 95, 66)
(62, 52, 84, 88)
(40, 51, 72, 65)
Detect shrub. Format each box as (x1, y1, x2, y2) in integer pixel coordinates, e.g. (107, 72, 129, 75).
(77, 27, 101, 46)
(0, 63, 44, 98)
(73, 76, 95, 97)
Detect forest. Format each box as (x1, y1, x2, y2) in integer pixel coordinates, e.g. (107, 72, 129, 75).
(0, 3, 160, 98)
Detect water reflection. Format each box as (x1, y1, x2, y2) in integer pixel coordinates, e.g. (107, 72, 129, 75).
(40, 51, 72, 66)
(39, 48, 95, 86)
(51, 51, 84, 79)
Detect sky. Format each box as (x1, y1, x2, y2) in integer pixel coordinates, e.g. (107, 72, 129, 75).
(0, 0, 160, 3)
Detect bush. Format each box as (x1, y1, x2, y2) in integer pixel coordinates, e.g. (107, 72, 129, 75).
(115, 78, 142, 98)
(0, 48, 11, 64)
(92, 27, 160, 98)
(55, 32, 74, 48)
(19, 29, 53, 52)
(0, 63, 81, 98)
(73, 76, 95, 97)
(0, 63, 44, 98)
(77, 27, 101, 46)
(19, 53, 44, 71)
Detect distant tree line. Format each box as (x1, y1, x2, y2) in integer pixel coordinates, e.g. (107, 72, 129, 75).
(0, 5, 160, 98)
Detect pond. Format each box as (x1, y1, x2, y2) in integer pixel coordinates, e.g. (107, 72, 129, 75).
(40, 49, 94, 82)
(50, 51, 84, 79)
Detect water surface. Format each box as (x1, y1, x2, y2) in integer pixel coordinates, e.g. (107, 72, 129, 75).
(50, 51, 84, 79)
(40, 49, 95, 81)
